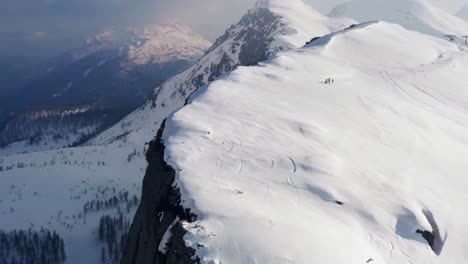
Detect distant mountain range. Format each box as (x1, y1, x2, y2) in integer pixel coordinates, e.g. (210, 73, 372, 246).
(0, 23, 211, 154)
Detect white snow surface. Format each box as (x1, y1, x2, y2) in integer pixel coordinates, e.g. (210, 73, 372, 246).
(428, 0, 468, 14)
(163, 21, 468, 263)
(329, 0, 468, 38)
(458, 4, 468, 21)
(257, 0, 356, 50)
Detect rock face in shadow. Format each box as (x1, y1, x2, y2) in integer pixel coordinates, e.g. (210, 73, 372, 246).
(422, 209, 447, 256)
(120, 120, 198, 264)
(416, 229, 435, 249)
(396, 208, 447, 256)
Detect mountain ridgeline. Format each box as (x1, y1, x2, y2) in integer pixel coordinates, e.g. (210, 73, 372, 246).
(120, 1, 354, 263)
(150, 6, 287, 109)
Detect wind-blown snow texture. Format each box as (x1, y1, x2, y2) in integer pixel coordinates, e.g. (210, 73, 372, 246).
(330, 0, 468, 38)
(163, 21, 468, 263)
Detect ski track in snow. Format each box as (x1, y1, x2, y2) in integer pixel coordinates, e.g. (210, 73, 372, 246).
(287, 156, 297, 174)
(263, 183, 271, 202)
(214, 139, 234, 180)
(235, 137, 245, 174)
(286, 156, 300, 206)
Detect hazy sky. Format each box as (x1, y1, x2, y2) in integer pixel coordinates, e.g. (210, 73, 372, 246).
(0, 0, 346, 57)
(0, 0, 465, 57)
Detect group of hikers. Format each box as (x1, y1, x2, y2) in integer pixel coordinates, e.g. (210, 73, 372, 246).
(324, 78, 334, 84)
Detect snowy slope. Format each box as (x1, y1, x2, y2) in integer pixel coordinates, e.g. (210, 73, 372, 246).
(0, 144, 146, 263)
(91, 0, 355, 151)
(424, 0, 468, 14)
(458, 5, 468, 21)
(163, 21, 468, 263)
(330, 0, 468, 38)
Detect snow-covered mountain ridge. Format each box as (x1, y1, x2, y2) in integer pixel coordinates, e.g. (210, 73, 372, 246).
(330, 0, 468, 39)
(162, 21, 468, 263)
(91, 0, 355, 149)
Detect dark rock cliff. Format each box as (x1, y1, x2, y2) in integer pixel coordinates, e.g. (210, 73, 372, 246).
(120, 121, 198, 264)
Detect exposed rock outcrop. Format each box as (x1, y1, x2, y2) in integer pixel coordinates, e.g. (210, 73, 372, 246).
(120, 121, 198, 264)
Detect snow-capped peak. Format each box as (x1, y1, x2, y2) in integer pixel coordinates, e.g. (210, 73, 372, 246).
(251, 0, 356, 50)
(124, 23, 212, 65)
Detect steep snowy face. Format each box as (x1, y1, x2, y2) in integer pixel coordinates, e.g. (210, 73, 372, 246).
(92, 0, 355, 146)
(164, 21, 468, 263)
(330, 0, 468, 38)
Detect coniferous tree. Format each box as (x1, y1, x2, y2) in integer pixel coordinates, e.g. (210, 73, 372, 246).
(0, 228, 66, 264)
